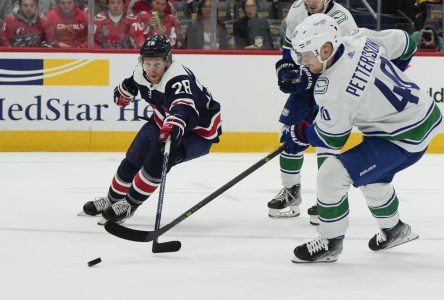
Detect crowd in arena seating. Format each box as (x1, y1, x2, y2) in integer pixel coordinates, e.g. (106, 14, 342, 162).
(0, 0, 443, 51)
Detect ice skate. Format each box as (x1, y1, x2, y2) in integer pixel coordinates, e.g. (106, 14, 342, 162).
(82, 196, 112, 216)
(292, 236, 344, 263)
(79, 196, 113, 225)
(368, 220, 419, 251)
(307, 205, 320, 226)
(268, 185, 301, 218)
(102, 199, 137, 223)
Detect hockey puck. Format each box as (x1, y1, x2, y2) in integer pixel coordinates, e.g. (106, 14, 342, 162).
(87, 257, 102, 267)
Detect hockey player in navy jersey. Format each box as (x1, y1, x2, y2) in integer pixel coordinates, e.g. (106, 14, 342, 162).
(285, 14, 442, 263)
(82, 34, 222, 223)
(269, 0, 357, 224)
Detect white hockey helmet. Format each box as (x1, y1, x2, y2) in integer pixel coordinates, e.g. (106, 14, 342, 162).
(291, 14, 342, 71)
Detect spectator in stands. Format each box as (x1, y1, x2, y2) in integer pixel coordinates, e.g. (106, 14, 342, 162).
(233, 0, 273, 50)
(10, 0, 56, 16)
(95, 0, 144, 48)
(131, 0, 172, 15)
(38, 0, 56, 14)
(93, 0, 108, 15)
(0, 0, 14, 20)
(411, 18, 444, 51)
(2, 0, 53, 47)
(415, 0, 441, 30)
(0, 21, 4, 46)
(46, 0, 88, 47)
(136, 0, 180, 47)
(183, 0, 227, 49)
(70, 0, 106, 13)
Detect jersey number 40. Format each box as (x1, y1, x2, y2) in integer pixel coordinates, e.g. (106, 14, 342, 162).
(374, 57, 419, 112)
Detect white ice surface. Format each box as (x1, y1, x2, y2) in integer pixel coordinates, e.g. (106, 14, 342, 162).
(1, 152, 443, 300)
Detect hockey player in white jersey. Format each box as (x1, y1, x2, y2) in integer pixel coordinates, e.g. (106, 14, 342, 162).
(82, 35, 222, 223)
(269, 0, 357, 224)
(286, 14, 442, 263)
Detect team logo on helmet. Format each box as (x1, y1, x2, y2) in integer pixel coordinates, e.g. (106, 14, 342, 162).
(140, 35, 172, 63)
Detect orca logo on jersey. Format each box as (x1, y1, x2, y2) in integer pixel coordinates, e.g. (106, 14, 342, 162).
(314, 78, 329, 95)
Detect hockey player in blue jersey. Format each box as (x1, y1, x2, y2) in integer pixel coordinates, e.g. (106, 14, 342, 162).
(285, 14, 443, 263)
(268, 0, 358, 224)
(82, 35, 222, 223)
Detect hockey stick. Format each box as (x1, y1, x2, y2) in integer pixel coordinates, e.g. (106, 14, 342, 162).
(104, 143, 286, 243)
(151, 138, 182, 253)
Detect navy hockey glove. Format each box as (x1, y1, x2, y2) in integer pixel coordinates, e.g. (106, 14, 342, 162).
(159, 115, 186, 149)
(114, 78, 138, 108)
(275, 58, 313, 94)
(280, 120, 310, 153)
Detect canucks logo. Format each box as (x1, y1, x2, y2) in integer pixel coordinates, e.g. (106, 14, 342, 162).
(314, 78, 329, 95)
(0, 59, 109, 86)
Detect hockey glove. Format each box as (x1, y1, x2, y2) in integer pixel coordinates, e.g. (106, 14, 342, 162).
(275, 58, 313, 94)
(159, 115, 186, 149)
(280, 120, 310, 154)
(114, 78, 138, 108)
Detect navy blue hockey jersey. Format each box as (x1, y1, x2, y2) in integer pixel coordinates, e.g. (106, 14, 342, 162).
(129, 61, 222, 141)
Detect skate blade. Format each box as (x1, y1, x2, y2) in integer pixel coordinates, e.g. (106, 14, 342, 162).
(268, 208, 300, 218)
(291, 255, 338, 263)
(78, 211, 123, 226)
(77, 211, 100, 217)
(98, 218, 124, 226)
(384, 232, 419, 250)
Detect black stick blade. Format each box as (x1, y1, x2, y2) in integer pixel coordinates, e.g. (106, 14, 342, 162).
(152, 240, 182, 253)
(104, 221, 155, 242)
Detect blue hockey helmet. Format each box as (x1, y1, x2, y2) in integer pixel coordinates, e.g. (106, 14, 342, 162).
(140, 35, 172, 64)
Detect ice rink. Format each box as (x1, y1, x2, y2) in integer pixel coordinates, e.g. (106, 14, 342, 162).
(1, 151, 443, 300)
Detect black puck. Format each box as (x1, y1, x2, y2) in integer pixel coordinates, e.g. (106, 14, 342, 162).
(87, 257, 102, 267)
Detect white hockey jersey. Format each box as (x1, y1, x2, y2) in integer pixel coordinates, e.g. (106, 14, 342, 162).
(308, 35, 443, 153)
(284, 0, 357, 50)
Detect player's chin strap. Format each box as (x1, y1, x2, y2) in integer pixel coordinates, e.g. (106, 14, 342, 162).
(317, 48, 338, 73)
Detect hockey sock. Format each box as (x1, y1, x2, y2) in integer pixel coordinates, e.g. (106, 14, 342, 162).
(316, 147, 340, 169)
(361, 183, 399, 229)
(280, 151, 303, 188)
(108, 158, 139, 202)
(317, 156, 353, 239)
(126, 167, 161, 205)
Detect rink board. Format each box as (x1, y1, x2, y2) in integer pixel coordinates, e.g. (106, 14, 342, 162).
(0, 51, 443, 152)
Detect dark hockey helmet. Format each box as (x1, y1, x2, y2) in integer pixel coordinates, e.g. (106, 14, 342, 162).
(140, 35, 172, 64)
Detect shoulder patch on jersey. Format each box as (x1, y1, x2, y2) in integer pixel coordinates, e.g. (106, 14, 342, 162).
(329, 10, 348, 25)
(314, 78, 329, 95)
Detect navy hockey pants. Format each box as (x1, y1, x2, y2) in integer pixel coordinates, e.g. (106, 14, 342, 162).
(338, 137, 426, 187)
